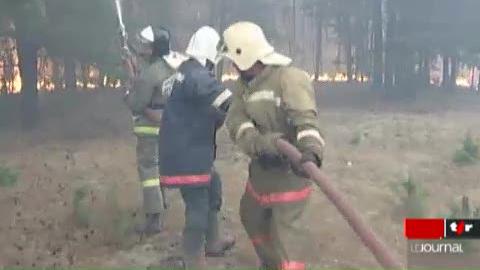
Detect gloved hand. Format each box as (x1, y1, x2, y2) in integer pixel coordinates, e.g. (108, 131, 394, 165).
(238, 129, 284, 160)
(300, 148, 323, 167)
(257, 152, 289, 170)
(252, 132, 288, 170)
(254, 132, 284, 156)
(291, 145, 323, 178)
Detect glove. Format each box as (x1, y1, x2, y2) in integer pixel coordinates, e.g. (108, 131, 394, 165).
(252, 132, 287, 170)
(300, 148, 323, 167)
(291, 145, 323, 178)
(257, 152, 289, 170)
(254, 132, 284, 156)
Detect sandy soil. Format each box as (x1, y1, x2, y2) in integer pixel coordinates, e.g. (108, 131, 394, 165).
(0, 85, 479, 268)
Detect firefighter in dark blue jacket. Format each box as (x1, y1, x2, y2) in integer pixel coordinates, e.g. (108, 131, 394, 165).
(158, 26, 235, 269)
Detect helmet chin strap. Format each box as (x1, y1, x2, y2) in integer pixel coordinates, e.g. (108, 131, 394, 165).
(240, 71, 255, 82)
(206, 60, 215, 72)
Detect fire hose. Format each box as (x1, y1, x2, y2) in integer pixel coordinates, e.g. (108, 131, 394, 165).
(275, 139, 404, 269)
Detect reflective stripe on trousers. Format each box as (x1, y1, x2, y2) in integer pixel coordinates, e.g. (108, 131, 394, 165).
(250, 234, 271, 246)
(245, 181, 312, 206)
(142, 178, 160, 188)
(134, 126, 160, 135)
(280, 261, 306, 270)
(161, 174, 211, 186)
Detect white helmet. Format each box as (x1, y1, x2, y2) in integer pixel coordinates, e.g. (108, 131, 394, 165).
(185, 26, 220, 67)
(221, 21, 291, 71)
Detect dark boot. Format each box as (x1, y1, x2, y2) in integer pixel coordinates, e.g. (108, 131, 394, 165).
(183, 254, 206, 270)
(183, 229, 207, 269)
(258, 261, 276, 270)
(148, 256, 185, 270)
(135, 213, 163, 235)
(205, 212, 235, 257)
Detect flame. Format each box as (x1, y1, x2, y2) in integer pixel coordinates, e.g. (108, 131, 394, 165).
(37, 79, 55, 91)
(456, 76, 471, 88)
(317, 73, 331, 82)
(86, 82, 96, 89)
(12, 71, 21, 93)
(114, 80, 121, 88)
(221, 71, 369, 83)
(314, 72, 369, 82)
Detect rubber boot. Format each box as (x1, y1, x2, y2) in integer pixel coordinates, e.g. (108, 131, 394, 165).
(183, 229, 207, 269)
(205, 211, 235, 257)
(135, 213, 164, 235)
(258, 261, 276, 270)
(183, 254, 206, 270)
(148, 256, 185, 270)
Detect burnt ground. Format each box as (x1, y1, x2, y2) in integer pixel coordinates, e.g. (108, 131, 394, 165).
(0, 84, 479, 268)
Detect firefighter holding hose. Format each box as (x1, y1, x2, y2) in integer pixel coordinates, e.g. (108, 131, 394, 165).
(222, 21, 325, 270)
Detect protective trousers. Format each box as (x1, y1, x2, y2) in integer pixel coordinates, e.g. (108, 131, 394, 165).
(136, 135, 163, 214)
(180, 170, 223, 268)
(240, 186, 311, 270)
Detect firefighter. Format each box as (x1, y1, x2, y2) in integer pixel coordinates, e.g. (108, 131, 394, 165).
(158, 26, 235, 269)
(124, 25, 175, 235)
(222, 21, 325, 270)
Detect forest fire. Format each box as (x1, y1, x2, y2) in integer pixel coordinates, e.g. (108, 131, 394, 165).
(221, 71, 369, 83)
(1, 37, 121, 94)
(0, 66, 122, 93)
(2, 69, 476, 94)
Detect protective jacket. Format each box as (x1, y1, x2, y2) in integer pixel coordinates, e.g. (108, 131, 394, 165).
(226, 65, 326, 203)
(125, 58, 174, 136)
(159, 58, 232, 188)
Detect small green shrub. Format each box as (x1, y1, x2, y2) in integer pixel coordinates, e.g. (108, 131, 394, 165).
(0, 165, 19, 187)
(73, 186, 90, 228)
(463, 134, 479, 159)
(105, 183, 135, 246)
(349, 131, 363, 146)
(453, 134, 479, 166)
(392, 173, 428, 218)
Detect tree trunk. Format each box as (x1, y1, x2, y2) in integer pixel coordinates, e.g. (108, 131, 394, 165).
(449, 56, 457, 90)
(423, 54, 430, 87)
(442, 55, 450, 88)
(470, 66, 475, 91)
(384, 0, 396, 90)
(1, 38, 15, 94)
(477, 71, 480, 93)
(215, 0, 227, 80)
(314, 6, 323, 80)
(289, 0, 296, 57)
(64, 56, 76, 90)
(209, 0, 217, 26)
(81, 64, 90, 89)
(98, 69, 106, 88)
(345, 17, 353, 82)
(16, 36, 39, 128)
(52, 57, 63, 91)
(372, 0, 383, 89)
(355, 15, 368, 82)
(0, 74, 6, 95)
